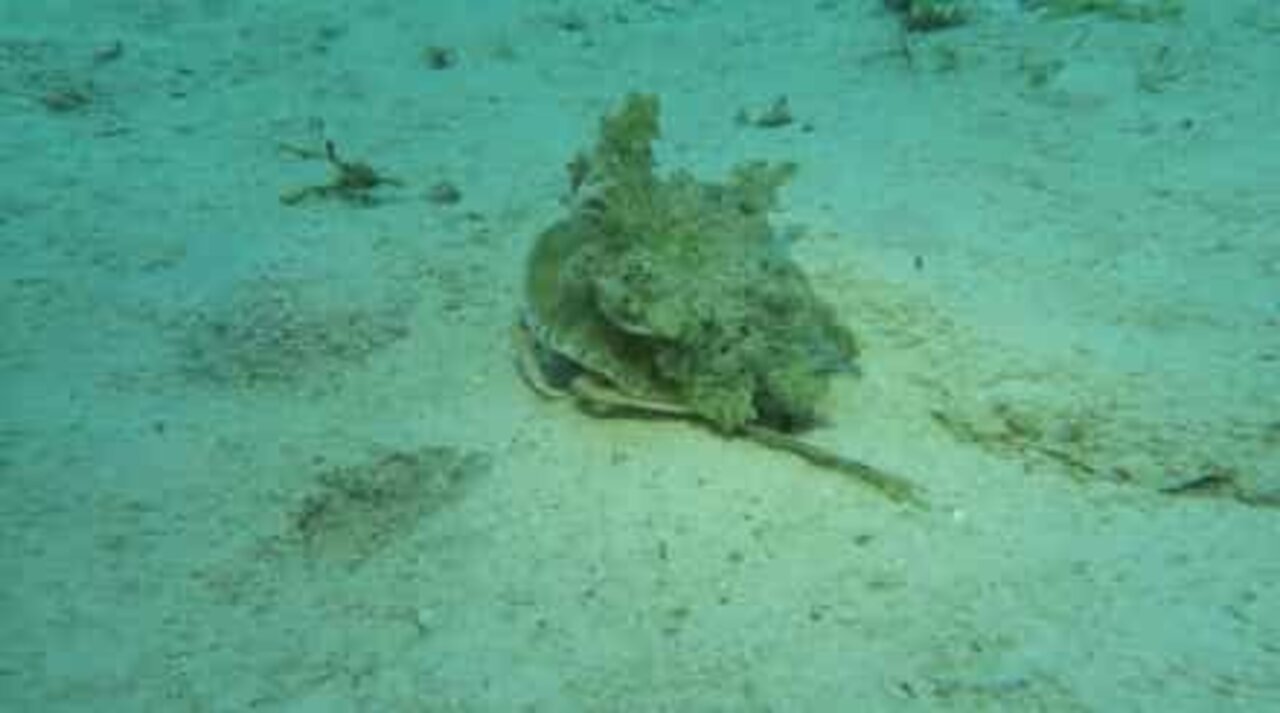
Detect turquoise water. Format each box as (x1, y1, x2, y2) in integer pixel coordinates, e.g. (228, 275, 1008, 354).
(2, 1, 1277, 710)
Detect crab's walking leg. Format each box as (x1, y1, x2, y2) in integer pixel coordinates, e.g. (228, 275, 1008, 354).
(743, 425, 927, 508)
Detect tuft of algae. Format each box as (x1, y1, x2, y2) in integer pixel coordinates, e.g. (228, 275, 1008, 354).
(522, 94, 859, 433)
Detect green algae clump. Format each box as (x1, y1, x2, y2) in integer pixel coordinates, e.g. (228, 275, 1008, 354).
(521, 93, 858, 433)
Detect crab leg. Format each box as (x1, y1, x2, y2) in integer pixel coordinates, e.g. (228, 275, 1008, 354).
(742, 425, 927, 508)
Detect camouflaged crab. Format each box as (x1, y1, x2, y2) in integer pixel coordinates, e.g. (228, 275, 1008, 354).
(514, 94, 923, 506)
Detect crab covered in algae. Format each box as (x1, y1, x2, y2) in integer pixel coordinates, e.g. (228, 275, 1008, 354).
(515, 93, 922, 505)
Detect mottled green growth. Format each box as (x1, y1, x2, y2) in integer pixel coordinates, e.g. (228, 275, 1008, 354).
(524, 93, 858, 433)
(1023, 0, 1183, 22)
(591, 92, 660, 190)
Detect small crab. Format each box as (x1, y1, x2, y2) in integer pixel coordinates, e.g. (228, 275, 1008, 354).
(279, 140, 403, 206)
(513, 93, 925, 507)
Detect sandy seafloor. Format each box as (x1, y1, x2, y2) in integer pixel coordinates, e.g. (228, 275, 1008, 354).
(2, 0, 1279, 710)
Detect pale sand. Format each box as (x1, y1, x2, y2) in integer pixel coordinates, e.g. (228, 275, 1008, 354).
(2, 1, 1277, 710)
